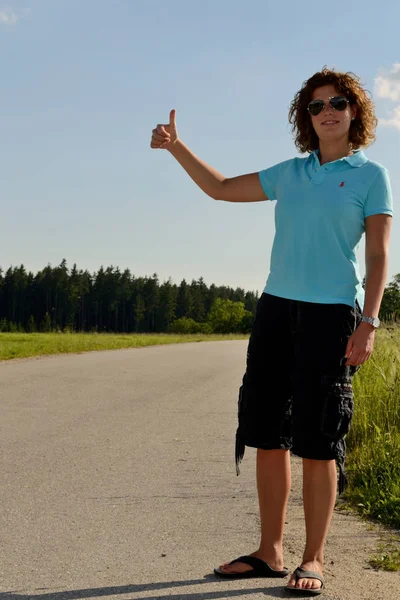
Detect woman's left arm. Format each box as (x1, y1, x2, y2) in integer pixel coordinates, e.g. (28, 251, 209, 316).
(345, 214, 392, 366)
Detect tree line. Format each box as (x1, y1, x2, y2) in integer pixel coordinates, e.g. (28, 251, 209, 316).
(0, 259, 259, 334)
(0, 259, 399, 335)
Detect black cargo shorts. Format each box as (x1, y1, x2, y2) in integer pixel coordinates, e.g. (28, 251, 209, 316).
(235, 292, 363, 494)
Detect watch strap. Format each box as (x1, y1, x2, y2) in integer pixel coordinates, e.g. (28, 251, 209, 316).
(361, 316, 380, 329)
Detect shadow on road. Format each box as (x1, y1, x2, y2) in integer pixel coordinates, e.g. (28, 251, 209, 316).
(0, 575, 295, 600)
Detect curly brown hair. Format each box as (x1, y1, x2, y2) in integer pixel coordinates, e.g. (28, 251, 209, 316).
(289, 67, 378, 154)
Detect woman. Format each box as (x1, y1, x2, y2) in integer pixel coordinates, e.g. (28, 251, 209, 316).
(150, 67, 393, 596)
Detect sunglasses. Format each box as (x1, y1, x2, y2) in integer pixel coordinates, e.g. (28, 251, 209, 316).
(307, 96, 350, 116)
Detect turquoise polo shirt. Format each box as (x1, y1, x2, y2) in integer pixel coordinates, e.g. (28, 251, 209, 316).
(258, 150, 393, 310)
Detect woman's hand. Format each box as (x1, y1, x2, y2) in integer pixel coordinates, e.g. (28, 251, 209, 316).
(150, 109, 179, 150)
(345, 323, 375, 366)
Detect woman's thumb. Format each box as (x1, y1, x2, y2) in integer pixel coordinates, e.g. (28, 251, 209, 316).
(169, 109, 176, 128)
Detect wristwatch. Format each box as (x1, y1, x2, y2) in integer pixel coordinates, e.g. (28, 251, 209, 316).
(361, 316, 380, 329)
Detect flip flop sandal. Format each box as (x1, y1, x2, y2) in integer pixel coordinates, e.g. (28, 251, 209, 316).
(214, 555, 290, 579)
(285, 567, 325, 596)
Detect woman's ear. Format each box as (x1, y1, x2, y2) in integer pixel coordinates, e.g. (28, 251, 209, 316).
(351, 104, 358, 120)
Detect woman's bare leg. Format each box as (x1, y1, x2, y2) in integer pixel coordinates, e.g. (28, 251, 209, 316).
(287, 457, 337, 590)
(217, 448, 291, 574)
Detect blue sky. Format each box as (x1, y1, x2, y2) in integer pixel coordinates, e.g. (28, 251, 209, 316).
(1, 0, 399, 295)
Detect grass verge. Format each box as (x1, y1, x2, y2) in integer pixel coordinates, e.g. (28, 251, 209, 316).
(344, 325, 400, 554)
(0, 332, 248, 361)
(369, 538, 400, 572)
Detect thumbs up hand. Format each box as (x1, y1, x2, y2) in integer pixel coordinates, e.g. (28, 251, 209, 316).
(151, 109, 179, 150)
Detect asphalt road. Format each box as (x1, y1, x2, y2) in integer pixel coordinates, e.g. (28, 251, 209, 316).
(0, 341, 398, 600)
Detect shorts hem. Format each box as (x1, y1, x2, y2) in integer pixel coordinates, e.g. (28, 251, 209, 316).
(291, 447, 336, 461)
(240, 438, 291, 452)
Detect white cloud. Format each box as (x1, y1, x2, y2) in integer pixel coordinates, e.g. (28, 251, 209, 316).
(375, 63, 400, 101)
(0, 6, 18, 25)
(380, 105, 400, 132)
(375, 63, 400, 132)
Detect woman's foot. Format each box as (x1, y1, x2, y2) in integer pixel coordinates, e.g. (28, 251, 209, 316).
(216, 549, 285, 575)
(286, 560, 324, 591)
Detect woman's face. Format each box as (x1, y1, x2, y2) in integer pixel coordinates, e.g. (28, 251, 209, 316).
(309, 84, 357, 145)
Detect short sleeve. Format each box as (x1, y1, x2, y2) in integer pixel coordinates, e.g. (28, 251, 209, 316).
(258, 159, 292, 201)
(364, 167, 394, 218)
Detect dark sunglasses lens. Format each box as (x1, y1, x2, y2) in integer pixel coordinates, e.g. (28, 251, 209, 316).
(330, 97, 348, 111)
(308, 101, 324, 116)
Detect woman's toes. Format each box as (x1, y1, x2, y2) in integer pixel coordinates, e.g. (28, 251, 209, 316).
(219, 562, 253, 574)
(297, 577, 321, 590)
(224, 563, 253, 573)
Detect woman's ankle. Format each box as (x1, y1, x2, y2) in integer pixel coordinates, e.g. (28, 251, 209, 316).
(259, 540, 283, 553)
(301, 552, 324, 568)
(257, 543, 284, 565)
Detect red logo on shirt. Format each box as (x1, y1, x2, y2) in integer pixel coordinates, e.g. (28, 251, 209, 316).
(339, 182, 345, 187)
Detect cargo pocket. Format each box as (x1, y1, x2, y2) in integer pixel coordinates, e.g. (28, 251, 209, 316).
(320, 374, 354, 495)
(320, 375, 354, 441)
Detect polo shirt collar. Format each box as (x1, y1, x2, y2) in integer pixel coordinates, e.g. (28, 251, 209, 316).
(311, 149, 367, 168)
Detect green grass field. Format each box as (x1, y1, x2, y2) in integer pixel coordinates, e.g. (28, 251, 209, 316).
(1, 327, 399, 535)
(0, 331, 248, 361)
(345, 325, 400, 532)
